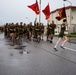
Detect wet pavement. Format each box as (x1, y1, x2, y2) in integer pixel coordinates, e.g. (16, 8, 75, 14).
(0, 33, 76, 75)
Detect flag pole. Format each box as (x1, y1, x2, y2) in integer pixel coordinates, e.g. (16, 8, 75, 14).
(39, 0, 41, 23)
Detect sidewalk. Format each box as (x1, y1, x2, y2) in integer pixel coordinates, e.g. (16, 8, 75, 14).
(69, 37, 76, 44)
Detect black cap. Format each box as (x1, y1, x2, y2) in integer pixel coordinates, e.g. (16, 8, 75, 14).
(63, 19, 67, 22)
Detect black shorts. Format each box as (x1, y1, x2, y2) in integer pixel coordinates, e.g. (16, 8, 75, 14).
(59, 32, 65, 38)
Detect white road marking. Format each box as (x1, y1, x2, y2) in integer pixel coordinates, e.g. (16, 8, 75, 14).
(64, 47, 76, 52)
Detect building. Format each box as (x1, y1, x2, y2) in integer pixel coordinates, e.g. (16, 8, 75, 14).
(50, 6, 76, 34)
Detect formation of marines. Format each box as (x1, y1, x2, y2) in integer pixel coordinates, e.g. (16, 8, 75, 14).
(4, 20, 56, 44)
(4, 21, 44, 43)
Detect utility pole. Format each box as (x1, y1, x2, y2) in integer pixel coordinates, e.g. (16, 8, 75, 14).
(63, 0, 72, 44)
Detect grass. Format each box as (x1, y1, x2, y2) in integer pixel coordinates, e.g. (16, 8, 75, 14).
(55, 33, 76, 37)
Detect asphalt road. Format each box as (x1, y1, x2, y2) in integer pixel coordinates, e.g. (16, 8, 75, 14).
(0, 33, 76, 75)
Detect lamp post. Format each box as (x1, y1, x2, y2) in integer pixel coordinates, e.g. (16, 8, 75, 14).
(39, 0, 41, 23)
(63, 0, 72, 6)
(63, 0, 72, 33)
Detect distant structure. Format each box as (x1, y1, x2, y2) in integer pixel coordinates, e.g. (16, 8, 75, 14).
(50, 6, 76, 34)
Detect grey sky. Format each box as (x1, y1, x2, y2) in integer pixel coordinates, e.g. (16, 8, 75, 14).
(0, 0, 76, 25)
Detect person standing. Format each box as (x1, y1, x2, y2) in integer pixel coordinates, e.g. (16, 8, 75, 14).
(54, 19, 68, 51)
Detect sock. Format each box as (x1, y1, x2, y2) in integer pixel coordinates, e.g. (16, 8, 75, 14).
(54, 46, 57, 48)
(61, 44, 64, 46)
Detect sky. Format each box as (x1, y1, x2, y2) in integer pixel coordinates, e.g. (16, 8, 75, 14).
(0, 0, 76, 25)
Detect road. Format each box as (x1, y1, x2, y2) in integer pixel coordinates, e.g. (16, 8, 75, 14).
(0, 33, 76, 75)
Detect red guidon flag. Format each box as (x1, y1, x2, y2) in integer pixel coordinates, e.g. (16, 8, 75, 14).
(27, 0, 40, 15)
(56, 7, 66, 21)
(42, 3, 50, 19)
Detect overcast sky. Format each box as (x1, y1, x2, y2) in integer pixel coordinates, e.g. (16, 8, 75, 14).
(0, 0, 76, 25)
